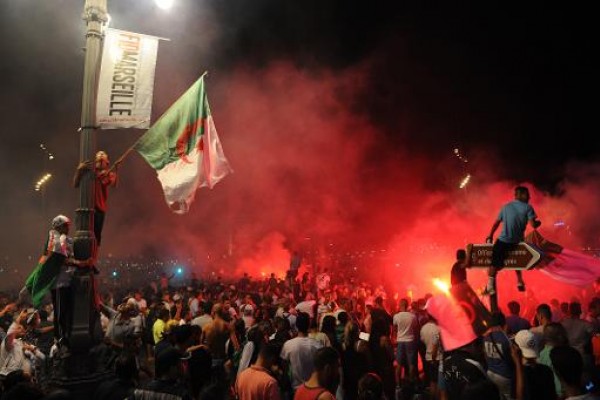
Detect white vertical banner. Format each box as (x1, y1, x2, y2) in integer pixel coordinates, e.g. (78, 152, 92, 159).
(96, 28, 161, 129)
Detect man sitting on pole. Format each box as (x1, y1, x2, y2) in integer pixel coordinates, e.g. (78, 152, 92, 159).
(486, 186, 541, 295)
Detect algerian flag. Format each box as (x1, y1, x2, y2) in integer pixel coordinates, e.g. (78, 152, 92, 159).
(25, 230, 70, 308)
(134, 75, 232, 213)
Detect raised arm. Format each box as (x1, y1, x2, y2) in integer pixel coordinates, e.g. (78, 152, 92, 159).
(72, 161, 92, 188)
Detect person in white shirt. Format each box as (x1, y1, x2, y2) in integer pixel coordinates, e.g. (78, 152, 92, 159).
(393, 298, 418, 384)
(188, 292, 200, 318)
(242, 305, 256, 330)
(0, 319, 45, 378)
(280, 312, 323, 389)
(296, 293, 317, 320)
(134, 291, 147, 313)
(420, 318, 442, 398)
(191, 302, 214, 330)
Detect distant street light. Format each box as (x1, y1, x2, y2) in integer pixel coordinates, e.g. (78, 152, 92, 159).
(40, 143, 55, 160)
(34, 173, 52, 192)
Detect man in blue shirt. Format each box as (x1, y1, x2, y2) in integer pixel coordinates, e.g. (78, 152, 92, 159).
(486, 186, 541, 295)
(483, 312, 514, 400)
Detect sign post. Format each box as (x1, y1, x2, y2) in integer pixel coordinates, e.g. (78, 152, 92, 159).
(465, 242, 542, 312)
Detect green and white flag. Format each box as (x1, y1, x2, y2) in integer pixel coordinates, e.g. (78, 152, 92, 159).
(134, 75, 232, 213)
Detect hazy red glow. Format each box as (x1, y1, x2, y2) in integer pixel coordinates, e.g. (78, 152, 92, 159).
(95, 64, 600, 308)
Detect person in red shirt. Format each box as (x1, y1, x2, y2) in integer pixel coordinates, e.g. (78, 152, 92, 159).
(235, 343, 282, 400)
(73, 151, 119, 246)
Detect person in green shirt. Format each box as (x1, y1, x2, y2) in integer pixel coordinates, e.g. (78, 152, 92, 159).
(538, 322, 569, 397)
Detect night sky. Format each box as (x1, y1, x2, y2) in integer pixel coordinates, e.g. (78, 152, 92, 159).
(0, 1, 597, 277)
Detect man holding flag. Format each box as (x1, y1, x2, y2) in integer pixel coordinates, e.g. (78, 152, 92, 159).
(73, 151, 120, 246)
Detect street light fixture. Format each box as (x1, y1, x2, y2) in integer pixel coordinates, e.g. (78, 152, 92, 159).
(34, 173, 52, 192)
(155, 0, 174, 10)
(40, 143, 55, 161)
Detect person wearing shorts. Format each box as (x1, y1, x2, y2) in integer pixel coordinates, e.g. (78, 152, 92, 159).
(486, 186, 541, 295)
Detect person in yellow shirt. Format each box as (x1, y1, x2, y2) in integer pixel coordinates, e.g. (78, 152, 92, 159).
(153, 308, 170, 345)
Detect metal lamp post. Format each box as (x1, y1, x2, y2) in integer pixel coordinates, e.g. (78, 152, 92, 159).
(50, 0, 108, 394)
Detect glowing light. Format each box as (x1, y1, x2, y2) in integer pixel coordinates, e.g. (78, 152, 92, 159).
(459, 174, 471, 189)
(34, 173, 52, 191)
(155, 0, 174, 10)
(433, 278, 450, 295)
(112, 271, 117, 277)
(453, 147, 469, 163)
(177, 267, 183, 275)
(109, 42, 124, 63)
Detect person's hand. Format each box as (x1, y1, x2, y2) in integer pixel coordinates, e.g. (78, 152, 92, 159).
(77, 160, 93, 171)
(485, 236, 493, 244)
(3, 303, 17, 313)
(23, 344, 37, 353)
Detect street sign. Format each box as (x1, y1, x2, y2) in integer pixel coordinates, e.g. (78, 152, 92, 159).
(466, 242, 541, 270)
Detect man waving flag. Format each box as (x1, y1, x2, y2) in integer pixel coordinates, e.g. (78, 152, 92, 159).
(134, 74, 232, 213)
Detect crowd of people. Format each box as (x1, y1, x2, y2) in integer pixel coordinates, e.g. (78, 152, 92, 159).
(0, 265, 599, 400)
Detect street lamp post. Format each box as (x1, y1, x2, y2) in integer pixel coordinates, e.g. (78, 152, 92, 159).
(50, 0, 108, 394)
(71, 0, 107, 348)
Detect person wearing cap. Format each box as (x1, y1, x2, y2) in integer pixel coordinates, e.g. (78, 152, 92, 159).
(73, 150, 119, 246)
(23, 215, 91, 346)
(514, 329, 557, 400)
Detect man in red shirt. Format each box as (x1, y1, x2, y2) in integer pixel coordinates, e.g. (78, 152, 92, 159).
(73, 151, 119, 246)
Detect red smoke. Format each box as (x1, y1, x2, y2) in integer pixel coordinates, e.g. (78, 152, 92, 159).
(98, 63, 599, 309)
